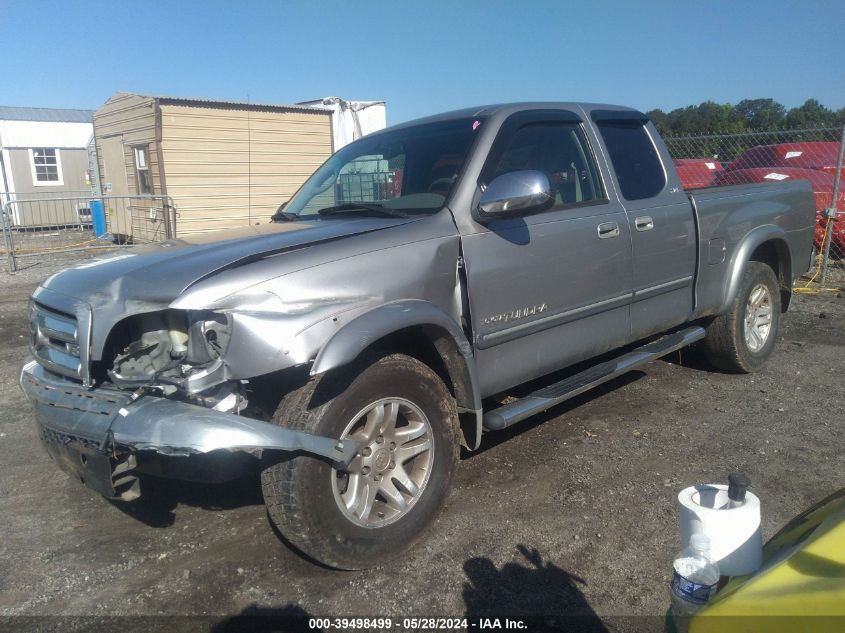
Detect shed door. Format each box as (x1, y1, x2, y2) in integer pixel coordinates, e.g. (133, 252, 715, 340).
(100, 135, 129, 196)
(99, 135, 132, 236)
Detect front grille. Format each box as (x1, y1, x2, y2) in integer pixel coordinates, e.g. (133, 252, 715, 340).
(30, 301, 83, 380)
(41, 426, 103, 451)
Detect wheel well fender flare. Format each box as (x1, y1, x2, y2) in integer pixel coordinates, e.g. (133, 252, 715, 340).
(310, 300, 482, 443)
(720, 225, 792, 314)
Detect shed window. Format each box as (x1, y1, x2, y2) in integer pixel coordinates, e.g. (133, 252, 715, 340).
(134, 146, 153, 194)
(30, 148, 63, 186)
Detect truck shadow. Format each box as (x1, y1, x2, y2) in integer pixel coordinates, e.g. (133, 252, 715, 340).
(657, 344, 718, 373)
(108, 467, 264, 528)
(463, 545, 609, 632)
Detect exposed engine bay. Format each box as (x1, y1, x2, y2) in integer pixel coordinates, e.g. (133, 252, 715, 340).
(103, 310, 245, 414)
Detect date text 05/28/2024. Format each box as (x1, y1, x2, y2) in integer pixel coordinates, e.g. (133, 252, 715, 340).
(307, 618, 528, 630)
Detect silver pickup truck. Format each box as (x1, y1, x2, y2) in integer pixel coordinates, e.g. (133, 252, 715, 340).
(21, 103, 814, 569)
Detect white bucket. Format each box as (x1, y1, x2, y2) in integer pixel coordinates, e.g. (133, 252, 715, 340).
(677, 484, 763, 576)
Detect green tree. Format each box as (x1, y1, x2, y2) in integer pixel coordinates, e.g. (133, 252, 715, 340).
(646, 108, 669, 135)
(696, 101, 746, 133)
(652, 98, 843, 143)
(670, 106, 701, 135)
(664, 102, 745, 136)
(735, 98, 786, 130)
(785, 99, 836, 128)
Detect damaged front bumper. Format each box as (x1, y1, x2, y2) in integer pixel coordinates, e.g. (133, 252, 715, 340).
(20, 358, 358, 500)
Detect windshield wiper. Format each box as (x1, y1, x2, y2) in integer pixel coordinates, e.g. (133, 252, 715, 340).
(318, 203, 408, 218)
(271, 210, 300, 222)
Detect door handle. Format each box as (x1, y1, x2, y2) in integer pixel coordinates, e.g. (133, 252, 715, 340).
(597, 222, 619, 239)
(635, 216, 654, 232)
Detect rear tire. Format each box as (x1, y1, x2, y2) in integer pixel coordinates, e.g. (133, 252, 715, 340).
(702, 261, 781, 373)
(261, 353, 460, 569)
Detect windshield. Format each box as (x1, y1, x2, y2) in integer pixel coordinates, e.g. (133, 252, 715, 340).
(283, 117, 485, 218)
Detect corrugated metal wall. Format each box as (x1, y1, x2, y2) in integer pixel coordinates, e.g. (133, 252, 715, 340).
(159, 104, 333, 234)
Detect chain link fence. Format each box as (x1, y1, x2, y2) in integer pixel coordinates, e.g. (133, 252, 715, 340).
(1, 194, 177, 272)
(3, 128, 844, 285)
(663, 125, 845, 289)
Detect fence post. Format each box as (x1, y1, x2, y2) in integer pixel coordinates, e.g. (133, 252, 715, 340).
(820, 124, 845, 287)
(164, 196, 175, 239)
(1, 202, 16, 273)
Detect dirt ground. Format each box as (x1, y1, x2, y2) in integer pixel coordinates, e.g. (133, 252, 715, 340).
(0, 255, 843, 631)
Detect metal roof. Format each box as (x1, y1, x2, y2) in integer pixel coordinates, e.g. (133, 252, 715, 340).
(130, 92, 332, 114)
(0, 106, 94, 123)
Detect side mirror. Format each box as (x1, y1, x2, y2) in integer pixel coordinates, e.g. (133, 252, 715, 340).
(478, 170, 553, 219)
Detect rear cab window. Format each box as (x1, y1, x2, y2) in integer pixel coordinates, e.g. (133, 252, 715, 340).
(592, 112, 666, 201)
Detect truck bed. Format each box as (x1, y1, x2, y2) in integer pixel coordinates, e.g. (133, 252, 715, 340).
(688, 179, 816, 318)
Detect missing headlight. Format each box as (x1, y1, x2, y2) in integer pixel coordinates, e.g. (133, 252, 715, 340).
(105, 310, 232, 390)
(186, 311, 231, 363)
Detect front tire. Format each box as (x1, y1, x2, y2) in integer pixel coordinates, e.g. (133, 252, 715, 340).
(702, 261, 781, 372)
(261, 353, 460, 569)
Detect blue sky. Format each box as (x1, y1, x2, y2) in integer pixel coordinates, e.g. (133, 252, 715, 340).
(4, 0, 844, 124)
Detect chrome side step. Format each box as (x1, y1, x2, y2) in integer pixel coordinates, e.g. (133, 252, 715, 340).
(482, 326, 706, 431)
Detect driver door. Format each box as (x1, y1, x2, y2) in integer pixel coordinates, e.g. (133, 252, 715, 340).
(460, 111, 634, 397)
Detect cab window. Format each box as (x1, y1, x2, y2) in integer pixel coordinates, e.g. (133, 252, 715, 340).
(485, 121, 604, 207)
(595, 120, 666, 200)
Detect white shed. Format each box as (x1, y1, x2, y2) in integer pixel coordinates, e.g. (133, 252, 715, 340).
(0, 106, 94, 225)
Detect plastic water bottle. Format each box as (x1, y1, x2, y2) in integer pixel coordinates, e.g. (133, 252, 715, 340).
(669, 533, 720, 633)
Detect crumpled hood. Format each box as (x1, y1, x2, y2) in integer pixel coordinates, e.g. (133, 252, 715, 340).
(40, 217, 413, 311)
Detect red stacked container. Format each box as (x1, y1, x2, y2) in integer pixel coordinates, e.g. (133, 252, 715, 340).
(729, 142, 844, 180)
(674, 159, 725, 189)
(714, 167, 845, 249)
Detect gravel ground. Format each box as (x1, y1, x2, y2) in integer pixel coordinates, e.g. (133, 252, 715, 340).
(0, 255, 843, 631)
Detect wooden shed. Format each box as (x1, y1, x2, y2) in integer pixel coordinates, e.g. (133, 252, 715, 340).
(93, 93, 335, 236)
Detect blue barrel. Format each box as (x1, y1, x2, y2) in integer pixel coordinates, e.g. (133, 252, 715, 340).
(90, 199, 107, 238)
